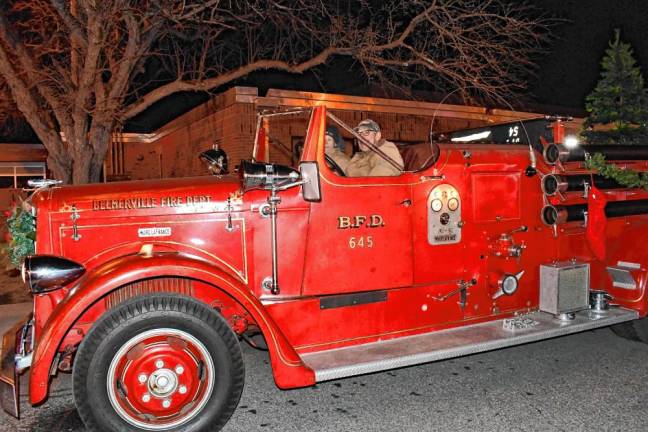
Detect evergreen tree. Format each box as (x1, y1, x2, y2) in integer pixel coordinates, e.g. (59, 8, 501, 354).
(583, 29, 648, 145)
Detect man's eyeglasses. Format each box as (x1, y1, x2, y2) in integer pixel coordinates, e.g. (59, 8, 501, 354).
(358, 129, 375, 136)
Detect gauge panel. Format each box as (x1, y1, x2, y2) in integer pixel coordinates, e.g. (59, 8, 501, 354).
(428, 184, 462, 245)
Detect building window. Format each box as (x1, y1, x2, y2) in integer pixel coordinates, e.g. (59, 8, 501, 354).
(0, 162, 47, 189)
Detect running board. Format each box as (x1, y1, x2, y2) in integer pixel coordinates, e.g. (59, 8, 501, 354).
(301, 308, 639, 382)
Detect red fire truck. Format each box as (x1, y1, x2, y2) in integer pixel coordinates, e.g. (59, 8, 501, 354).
(3, 106, 648, 431)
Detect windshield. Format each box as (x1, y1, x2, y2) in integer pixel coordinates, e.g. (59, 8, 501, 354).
(252, 108, 439, 173)
(326, 111, 438, 174)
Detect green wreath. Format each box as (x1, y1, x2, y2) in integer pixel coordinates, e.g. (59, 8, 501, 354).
(4, 203, 35, 269)
(585, 152, 648, 190)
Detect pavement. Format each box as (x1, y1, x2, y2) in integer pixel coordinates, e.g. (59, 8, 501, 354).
(0, 303, 31, 335)
(1, 301, 648, 431)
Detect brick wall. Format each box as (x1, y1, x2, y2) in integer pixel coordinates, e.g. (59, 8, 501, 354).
(121, 95, 260, 179)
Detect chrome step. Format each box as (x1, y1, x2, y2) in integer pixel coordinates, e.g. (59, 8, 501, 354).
(301, 307, 639, 382)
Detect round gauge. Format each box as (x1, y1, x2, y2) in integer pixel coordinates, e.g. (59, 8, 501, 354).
(447, 198, 459, 211)
(431, 199, 443, 212)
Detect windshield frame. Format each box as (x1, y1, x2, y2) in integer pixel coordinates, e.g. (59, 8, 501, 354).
(251, 108, 312, 162)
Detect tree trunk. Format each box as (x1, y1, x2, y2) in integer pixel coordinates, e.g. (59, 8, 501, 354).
(38, 124, 111, 185)
(71, 146, 93, 184)
(87, 119, 115, 183)
(46, 154, 72, 184)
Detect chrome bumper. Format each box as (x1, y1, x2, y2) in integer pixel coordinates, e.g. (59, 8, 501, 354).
(0, 314, 33, 418)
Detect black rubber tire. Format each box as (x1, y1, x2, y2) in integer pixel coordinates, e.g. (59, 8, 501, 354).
(73, 293, 244, 432)
(611, 318, 648, 343)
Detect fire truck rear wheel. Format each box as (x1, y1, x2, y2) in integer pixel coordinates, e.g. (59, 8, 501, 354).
(611, 318, 648, 344)
(72, 293, 244, 432)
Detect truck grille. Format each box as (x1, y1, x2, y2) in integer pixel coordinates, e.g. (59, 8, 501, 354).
(105, 278, 195, 309)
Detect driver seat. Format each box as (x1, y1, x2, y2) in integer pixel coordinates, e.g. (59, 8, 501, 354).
(399, 142, 440, 172)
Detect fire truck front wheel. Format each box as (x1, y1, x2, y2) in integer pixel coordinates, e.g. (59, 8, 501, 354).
(72, 293, 245, 432)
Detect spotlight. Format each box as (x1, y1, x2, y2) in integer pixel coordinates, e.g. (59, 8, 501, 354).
(564, 135, 579, 148)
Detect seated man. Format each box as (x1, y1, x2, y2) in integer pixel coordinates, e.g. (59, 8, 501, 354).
(346, 119, 404, 177)
(325, 125, 350, 173)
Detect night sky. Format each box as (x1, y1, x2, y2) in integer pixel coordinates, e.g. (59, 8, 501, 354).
(530, 0, 648, 110)
(128, 1, 648, 132)
(240, 0, 648, 112)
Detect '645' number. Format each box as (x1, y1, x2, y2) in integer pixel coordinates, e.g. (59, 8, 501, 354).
(349, 235, 373, 249)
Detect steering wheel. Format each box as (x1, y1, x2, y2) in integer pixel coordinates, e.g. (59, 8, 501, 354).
(325, 153, 346, 177)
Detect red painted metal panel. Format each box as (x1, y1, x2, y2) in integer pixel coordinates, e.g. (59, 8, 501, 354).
(246, 188, 309, 299)
(29, 254, 315, 404)
(301, 161, 414, 295)
(471, 172, 521, 222)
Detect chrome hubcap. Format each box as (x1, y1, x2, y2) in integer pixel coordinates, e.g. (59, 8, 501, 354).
(148, 369, 178, 397)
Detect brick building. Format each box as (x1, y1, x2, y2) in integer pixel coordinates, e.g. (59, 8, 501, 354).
(0, 143, 47, 209)
(106, 87, 583, 181)
(0, 87, 585, 192)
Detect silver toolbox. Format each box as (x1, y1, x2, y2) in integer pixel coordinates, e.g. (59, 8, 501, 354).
(539, 261, 590, 315)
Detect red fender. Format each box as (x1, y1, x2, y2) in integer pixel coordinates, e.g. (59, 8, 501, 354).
(30, 253, 315, 404)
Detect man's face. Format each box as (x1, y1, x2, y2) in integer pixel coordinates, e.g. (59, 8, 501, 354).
(357, 129, 380, 151)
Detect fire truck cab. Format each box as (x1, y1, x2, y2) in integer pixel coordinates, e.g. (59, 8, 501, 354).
(2, 105, 648, 431)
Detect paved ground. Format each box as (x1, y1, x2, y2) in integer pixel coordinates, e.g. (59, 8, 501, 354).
(1, 300, 648, 432)
(0, 256, 31, 305)
(0, 240, 31, 305)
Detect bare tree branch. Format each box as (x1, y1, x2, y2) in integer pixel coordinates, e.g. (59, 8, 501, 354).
(50, 0, 88, 49)
(124, 46, 352, 118)
(0, 12, 71, 126)
(0, 0, 552, 184)
(0, 42, 71, 180)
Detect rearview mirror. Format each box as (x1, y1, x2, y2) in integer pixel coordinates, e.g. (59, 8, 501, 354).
(300, 162, 321, 202)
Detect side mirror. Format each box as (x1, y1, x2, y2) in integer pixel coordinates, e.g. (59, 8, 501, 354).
(200, 148, 229, 175)
(299, 162, 321, 202)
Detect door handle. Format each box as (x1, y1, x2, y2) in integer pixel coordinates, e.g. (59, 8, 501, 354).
(400, 198, 412, 207)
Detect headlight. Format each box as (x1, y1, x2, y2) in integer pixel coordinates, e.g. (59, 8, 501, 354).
(238, 160, 300, 192)
(22, 255, 86, 294)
